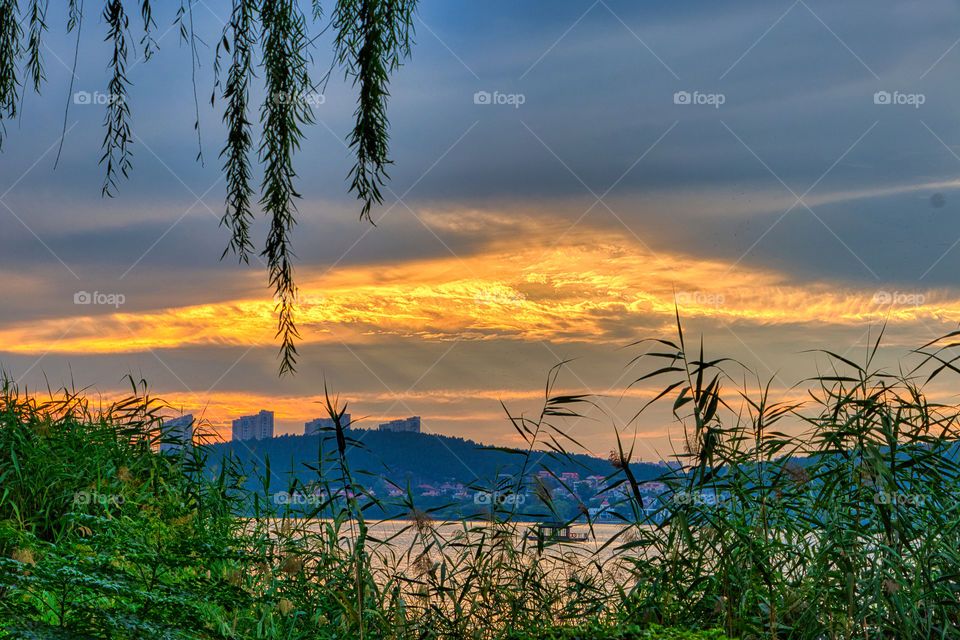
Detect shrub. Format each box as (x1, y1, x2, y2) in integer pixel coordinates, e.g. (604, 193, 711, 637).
(0, 378, 256, 638)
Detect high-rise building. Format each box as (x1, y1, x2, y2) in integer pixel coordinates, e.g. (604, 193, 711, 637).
(377, 416, 421, 433)
(159, 414, 194, 451)
(232, 410, 274, 441)
(304, 414, 351, 435)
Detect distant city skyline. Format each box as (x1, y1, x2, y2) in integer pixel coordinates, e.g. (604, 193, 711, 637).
(229, 411, 423, 441)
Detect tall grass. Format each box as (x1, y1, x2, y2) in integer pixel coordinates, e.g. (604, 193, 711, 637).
(0, 376, 631, 639)
(4, 321, 960, 638)
(614, 322, 960, 638)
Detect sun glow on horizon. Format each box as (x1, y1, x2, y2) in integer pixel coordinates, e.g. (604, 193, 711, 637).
(2, 223, 957, 357)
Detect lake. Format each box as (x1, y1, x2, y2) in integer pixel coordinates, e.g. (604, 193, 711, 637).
(281, 519, 655, 587)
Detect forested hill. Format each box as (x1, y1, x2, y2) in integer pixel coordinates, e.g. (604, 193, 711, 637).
(206, 429, 668, 490)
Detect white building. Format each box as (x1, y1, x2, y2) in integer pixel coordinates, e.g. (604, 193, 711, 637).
(232, 410, 274, 441)
(304, 414, 351, 435)
(378, 416, 421, 433)
(159, 414, 194, 451)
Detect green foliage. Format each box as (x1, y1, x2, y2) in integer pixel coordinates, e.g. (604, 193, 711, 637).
(332, 0, 416, 222)
(258, 0, 312, 376)
(0, 372, 679, 639)
(614, 321, 960, 638)
(0, 0, 20, 144)
(101, 0, 133, 197)
(0, 377, 255, 638)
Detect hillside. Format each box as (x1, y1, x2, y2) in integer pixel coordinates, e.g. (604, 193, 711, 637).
(206, 429, 671, 518)
(211, 429, 665, 483)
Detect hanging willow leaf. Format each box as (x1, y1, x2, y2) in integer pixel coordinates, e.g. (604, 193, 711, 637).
(0, 1, 420, 375)
(25, 0, 47, 91)
(139, 0, 155, 59)
(260, 0, 312, 375)
(0, 0, 21, 146)
(217, 0, 257, 264)
(100, 0, 132, 197)
(333, 0, 417, 222)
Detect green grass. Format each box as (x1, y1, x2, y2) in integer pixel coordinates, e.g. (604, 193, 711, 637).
(6, 320, 960, 638)
(618, 323, 960, 638)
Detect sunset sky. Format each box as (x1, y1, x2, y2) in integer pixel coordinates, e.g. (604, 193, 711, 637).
(4, 0, 960, 461)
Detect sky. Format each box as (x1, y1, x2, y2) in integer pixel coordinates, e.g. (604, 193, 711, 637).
(4, 0, 960, 461)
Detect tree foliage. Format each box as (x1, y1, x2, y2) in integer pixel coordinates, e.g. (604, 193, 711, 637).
(0, 0, 419, 375)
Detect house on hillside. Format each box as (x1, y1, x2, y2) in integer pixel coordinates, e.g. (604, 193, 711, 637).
(586, 475, 606, 488)
(417, 484, 439, 497)
(588, 500, 619, 521)
(640, 481, 667, 494)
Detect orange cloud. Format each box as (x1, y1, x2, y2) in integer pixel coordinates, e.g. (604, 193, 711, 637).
(1, 222, 957, 356)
